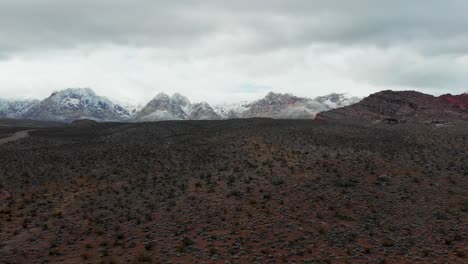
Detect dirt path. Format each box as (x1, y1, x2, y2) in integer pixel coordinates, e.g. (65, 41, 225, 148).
(0, 130, 33, 145)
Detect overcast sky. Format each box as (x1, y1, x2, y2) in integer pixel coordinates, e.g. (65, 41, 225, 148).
(1, 0, 467, 104)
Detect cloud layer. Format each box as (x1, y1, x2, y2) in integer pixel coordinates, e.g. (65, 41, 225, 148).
(1, 0, 467, 103)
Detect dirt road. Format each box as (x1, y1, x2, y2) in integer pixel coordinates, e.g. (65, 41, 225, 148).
(0, 130, 33, 145)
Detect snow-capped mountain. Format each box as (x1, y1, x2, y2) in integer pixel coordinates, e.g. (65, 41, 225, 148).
(133, 93, 222, 121)
(211, 93, 361, 120)
(188, 102, 221, 120)
(240, 92, 328, 119)
(133, 93, 192, 121)
(315, 93, 362, 109)
(213, 101, 250, 119)
(23, 88, 130, 122)
(0, 98, 40, 119)
(128, 91, 362, 121)
(1, 89, 361, 122)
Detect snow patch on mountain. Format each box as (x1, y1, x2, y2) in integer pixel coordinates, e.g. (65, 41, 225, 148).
(0, 98, 40, 119)
(242, 92, 326, 119)
(23, 88, 131, 122)
(188, 102, 221, 120)
(315, 93, 362, 109)
(1, 89, 362, 122)
(213, 101, 250, 119)
(133, 93, 193, 121)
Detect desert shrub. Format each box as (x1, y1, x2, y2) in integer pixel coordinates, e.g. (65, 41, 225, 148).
(135, 251, 152, 262)
(271, 178, 285, 186)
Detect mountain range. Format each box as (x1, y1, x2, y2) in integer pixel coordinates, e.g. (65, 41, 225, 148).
(3, 88, 467, 124)
(0, 88, 361, 122)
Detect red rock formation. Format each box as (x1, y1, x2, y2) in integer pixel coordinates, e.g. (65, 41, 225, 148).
(316, 90, 468, 123)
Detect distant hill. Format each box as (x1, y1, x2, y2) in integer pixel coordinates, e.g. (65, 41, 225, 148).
(316, 90, 468, 124)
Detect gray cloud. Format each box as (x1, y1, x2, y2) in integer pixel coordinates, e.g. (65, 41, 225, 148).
(0, 0, 467, 101)
(1, 0, 468, 55)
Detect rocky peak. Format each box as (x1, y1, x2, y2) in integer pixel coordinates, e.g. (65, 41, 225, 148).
(188, 102, 221, 120)
(151, 93, 171, 104)
(134, 92, 193, 121)
(23, 88, 130, 122)
(262, 92, 302, 105)
(171, 93, 191, 106)
(242, 92, 320, 119)
(51, 87, 96, 97)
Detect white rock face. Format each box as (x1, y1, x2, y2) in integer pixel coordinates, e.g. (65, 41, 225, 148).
(23, 88, 130, 122)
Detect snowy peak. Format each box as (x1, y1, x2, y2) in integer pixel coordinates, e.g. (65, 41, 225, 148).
(171, 93, 191, 107)
(262, 92, 305, 105)
(213, 101, 250, 119)
(50, 87, 96, 97)
(152, 92, 171, 102)
(23, 88, 130, 122)
(242, 92, 325, 119)
(188, 102, 221, 120)
(134, 93, 193, 121)
(48, 88, 98, 109)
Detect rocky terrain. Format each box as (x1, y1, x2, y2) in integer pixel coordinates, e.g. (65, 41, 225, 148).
(317, 90, 468, 124)
(0, 119, 466, 263)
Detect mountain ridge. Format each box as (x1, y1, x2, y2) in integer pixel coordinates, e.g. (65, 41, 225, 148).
(133, 91, 361, 121)
(2, 88, 361, 122)
(21, 88, 131, 122)
(316, 90, 468, 124)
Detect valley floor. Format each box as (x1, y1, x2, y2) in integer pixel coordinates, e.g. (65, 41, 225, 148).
(0, 119, 466, 263)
